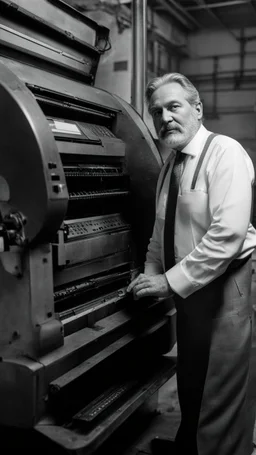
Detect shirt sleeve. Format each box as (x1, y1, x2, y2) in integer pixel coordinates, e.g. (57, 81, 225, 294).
(144, 218, 164, 275)
(144, 160, 171, 276)
(166, 140, 255, 298)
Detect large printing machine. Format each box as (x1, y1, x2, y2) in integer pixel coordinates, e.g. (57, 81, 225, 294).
(0, 0, 176, 452)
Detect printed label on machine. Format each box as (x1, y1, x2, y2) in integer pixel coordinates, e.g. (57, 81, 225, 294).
(49, 119, 82, 135)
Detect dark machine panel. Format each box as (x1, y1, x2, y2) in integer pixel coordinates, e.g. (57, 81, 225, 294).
(0, 0, 109, 82)
(0, 1, 176, 453)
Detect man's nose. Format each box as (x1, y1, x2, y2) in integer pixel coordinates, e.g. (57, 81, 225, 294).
(162, 107, 173, 123)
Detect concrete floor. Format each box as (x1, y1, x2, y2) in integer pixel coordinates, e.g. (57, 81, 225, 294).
(95, 344, 256, 455)
(96, 254, 256, 455)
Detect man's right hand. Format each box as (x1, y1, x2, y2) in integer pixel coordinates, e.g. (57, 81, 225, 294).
(127, 273, 173, 300)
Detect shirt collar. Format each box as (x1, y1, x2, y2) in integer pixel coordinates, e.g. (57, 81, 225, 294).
(180, 124, 209, 157)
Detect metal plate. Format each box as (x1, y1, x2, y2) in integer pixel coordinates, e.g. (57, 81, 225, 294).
(0, 61, 68, 243)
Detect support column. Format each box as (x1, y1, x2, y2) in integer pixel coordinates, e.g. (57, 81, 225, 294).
(131, 0, 147, 118)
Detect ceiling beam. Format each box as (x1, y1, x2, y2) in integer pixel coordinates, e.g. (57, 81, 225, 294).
(250, 0, 256, 15)
(154, 0, 202, 30)
(249, 1, 256, 25)
(186, 0, 250, 11)
(165, 0, 202, 24)
(192, 0, 238, 39)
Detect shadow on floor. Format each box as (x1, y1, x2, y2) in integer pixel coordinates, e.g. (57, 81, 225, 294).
(98, 295, 256, 455)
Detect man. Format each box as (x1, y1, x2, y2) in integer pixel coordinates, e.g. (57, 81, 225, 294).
(127, 73, 256, 455)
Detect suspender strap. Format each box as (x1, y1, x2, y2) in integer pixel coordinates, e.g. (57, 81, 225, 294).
(157, 161, 170, 201)
(191, 133, 219, 190)
(250, 183, 254, 223)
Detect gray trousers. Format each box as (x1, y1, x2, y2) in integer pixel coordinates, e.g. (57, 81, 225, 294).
(174, 258, 254, 455)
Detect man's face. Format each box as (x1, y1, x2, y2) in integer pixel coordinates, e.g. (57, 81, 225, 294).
(149, 82, 202, 150)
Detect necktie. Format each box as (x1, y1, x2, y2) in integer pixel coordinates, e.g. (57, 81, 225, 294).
(164, 150, 185, 271)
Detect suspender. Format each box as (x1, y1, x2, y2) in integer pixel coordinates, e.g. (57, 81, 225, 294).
(191, 133, 219, 190)
(158, 132, 219, 199)
(157, 160, 171, 201)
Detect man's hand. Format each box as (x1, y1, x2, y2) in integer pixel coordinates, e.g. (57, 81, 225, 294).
(127, 273, 173, 300)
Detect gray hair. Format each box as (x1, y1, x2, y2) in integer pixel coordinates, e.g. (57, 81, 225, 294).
(145, 72, 201, 108)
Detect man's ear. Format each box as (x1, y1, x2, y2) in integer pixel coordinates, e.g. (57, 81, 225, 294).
(196, 101, 203, 120)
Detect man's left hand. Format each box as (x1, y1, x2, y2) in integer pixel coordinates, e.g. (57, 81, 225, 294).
(127, 273, 172, 300)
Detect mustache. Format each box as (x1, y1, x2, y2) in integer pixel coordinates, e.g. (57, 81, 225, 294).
(160, 125, 179, 137)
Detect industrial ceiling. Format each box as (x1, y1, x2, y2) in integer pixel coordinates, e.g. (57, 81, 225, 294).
(66, 1, 256, 32)
(148, 0, 256, 31)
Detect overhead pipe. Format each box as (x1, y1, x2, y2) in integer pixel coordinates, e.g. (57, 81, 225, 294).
(193, 0, 238, 40)
(131, 0, 147, 118)
(187, 0, 251, 11)
(186, 50, 256, 60)
(155, 0, 200, 30)
(164, 0, 202, 28)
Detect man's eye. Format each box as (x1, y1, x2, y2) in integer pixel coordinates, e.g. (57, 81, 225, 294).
(152, 110, 161, 117)
(170, 105, 179, 111)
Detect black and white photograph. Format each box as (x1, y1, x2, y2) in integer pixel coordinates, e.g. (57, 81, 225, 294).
(0, 1, 255, 454)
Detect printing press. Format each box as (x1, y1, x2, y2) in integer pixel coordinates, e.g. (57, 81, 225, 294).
(0, 0, 176, 452)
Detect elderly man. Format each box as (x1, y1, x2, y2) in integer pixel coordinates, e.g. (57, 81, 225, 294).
(127, 73, 256, 455)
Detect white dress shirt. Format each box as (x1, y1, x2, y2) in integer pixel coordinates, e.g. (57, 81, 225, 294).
(145, 125, 256, 298)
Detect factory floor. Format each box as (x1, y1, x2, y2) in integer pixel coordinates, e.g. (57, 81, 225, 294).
(94, 347, 180, 455)
(96, 347, 256, 455)
(96, 258, 256, 455)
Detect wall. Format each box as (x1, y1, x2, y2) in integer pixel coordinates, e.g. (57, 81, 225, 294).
(180, 27, 256, 142)
(85, 10, 132, 103)
(86, 6, 186, 122)
(180, 26, 256, 226)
